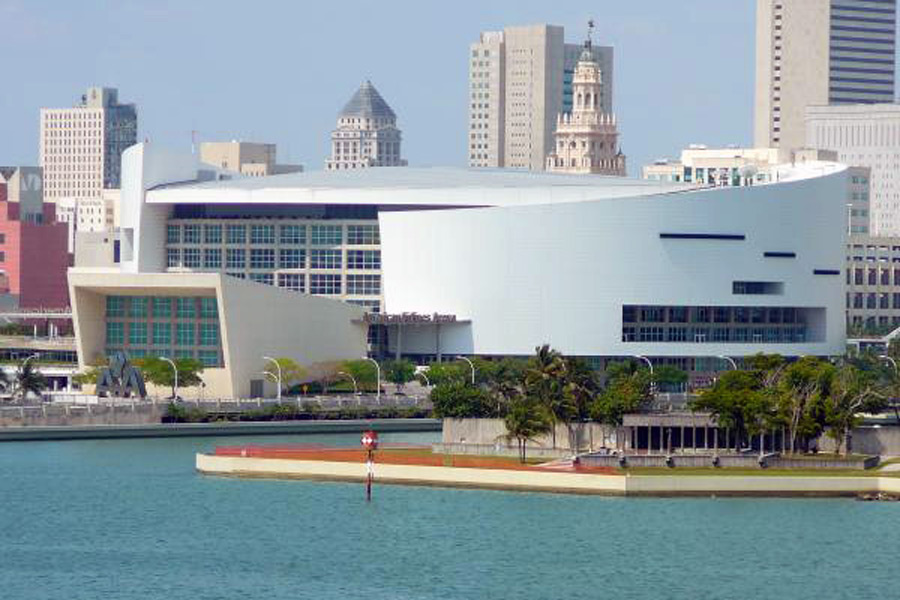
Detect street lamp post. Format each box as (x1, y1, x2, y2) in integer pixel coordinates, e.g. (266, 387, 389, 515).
(263, 356, 282, 401)
(718, 355, 738, 371)
(456, 356, 475, 385)
(337, 371, 359, 394)
(416, 371, 430, 387)
(362, 357, 381, 403)
(160, 357, 178, 400)
(879, 355, 900, 423)
(632, 355, 655, 399)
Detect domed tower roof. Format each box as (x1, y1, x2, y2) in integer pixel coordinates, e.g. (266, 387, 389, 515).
(339, 80, 396, 119)
(579, 19, 597, 62)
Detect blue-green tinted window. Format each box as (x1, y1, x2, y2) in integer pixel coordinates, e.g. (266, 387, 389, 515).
(204, 224, 223, 244)
(198, 350, 219, 367)
(153, 322, 171, 345)
(279, 248, 305, 269)
(311, 225, 342, 245)
(226, 224, 246, 244)
(199, 323, 219, 346)
(204, 248, 222, 269)
(176, 323, 194, 346)
(106, 321, 124, 345)
(106, 296, 125, 317)
(200, 297, 217, 319)
(280, 224, 306, 245)
(166, 225, 180, 244)
(129, 322, 148, 345)
(310, 249, 342, 269)
(183, 224, 201, 244)
(250, 248, 275, 269)
(152, 297, 171, 318)
(347, 224, 380, 245)
(129, 297, 148, 318)
(183, 248, 201, 268)
(250, 224, 275, 244)
(176, 298, 195, 319)
(226, 248, 245, 269)
(167, 249, 180, 268)
(174, 349, 194, 360)
(129, 349, 147, 359)
(249, 273, 274, 285)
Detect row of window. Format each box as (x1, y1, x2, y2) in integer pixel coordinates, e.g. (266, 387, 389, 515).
(848, 266, 900, 286)
(106, 296, 218, 319)
(225, 272, 381, 296)
(622, 326, 807, 344)
(166, 248, 380, 271)
(106, 321, 219, 347)
(623, 305, 803, 325)
(105, 347, 220, 367)
(848, 292, 900, 310)
(166, 223, 379, 246)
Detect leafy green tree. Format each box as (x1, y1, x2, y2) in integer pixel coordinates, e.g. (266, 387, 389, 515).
(502, 397, 553, 462)
(383, 359, 416, 391)
(559, 357, 598, 452)
(690, 370, 761, 452)
(9, 363, 37, 402)
(136, 357, 204, 399)
(340, 359, 379, 392)
(263, 357, 307, 395)
(430, 382, 496, 418)
(825, 363, 887, 455)
(592, 366, 652, 426)
(653, 364, 688, 393)
(424, 362, 469, 386)
(777, 357, 834, 453)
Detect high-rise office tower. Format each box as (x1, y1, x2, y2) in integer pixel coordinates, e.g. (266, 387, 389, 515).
(468, 23, 615, 170)
(755, 0, 897, 151)
(40, 87, 137, 248)
(326, 81, 406, 171)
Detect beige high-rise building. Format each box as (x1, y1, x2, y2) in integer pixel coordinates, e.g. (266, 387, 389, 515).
(326, 81, 406, 171)
(468, 23, 615, 171)
(199, 141, 303, 177)
(546, 31, 625, 176)
(754, 0, 896, 151)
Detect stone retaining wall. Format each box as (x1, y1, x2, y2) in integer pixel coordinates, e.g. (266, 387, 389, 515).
(442, 418, 618, 453)
(432, 442, 570, 459)
(579, 453, 877, 470)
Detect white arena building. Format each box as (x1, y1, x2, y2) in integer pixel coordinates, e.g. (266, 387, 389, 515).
(69, 143, 847, 398)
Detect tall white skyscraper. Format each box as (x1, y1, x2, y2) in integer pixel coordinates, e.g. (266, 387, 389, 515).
(40, 87, 137, 247)
(468, 23, 615, 170)
(755, 0, 897, 151)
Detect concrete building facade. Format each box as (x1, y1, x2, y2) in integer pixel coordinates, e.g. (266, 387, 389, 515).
(468, 23, 615, 170)
(755, 0, 897, 151)
(199, 141, 303, 177)
(325, 81, 406, 171)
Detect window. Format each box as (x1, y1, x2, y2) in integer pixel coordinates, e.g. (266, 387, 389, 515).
(347, 224, 380, 245)
(250, 224, 275, 244)
(310, 274, 341, 294)
(347, 274, 381, 295)
(280, 224, 306, 245)
(279, 248, 305, 269)
(226, 224, 246, 244)
(176, 322, 194, 346)
(199, 323, 218, 346)
(278, 273, 305, 292)
(204, 248, 222, 269)
(250, 248, 275, 269)
(732, 281, 784, 295)
(198, 350, 219, 367)
(310, 249, 342, 269)
(183, 248, 201, 268)
(347, 250, 380, 269)
(311, 225, 342, 245)
(226, 248, 246, 269)
(129, 297, 148, 318)
(153, 322, 171, 345)
(176, 298, 195, 319)
(166, 224, 180, 244)
(249, 273, 274, 285)
(167, 248, 180, 268)
(200, 297, 217, 319)
(129, 322, 147, 345)
(152, 298, 171, 318)
(204, 224, 222, 244)
(106, 321, 124, 345)
(183, 224, 201, 244)
(106, 296, 125, 317)
(174, 349, 194, 360)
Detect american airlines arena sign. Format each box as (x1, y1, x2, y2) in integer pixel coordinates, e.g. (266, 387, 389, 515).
(362, 312, 458, 325)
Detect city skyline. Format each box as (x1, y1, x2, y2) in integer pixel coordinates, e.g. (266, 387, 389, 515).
(0, 0, 827, 174)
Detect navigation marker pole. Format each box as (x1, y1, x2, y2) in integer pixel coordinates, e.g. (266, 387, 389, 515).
(361, 430, 379, 502)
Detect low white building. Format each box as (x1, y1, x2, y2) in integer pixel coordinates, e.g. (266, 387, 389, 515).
(69, 143, 848, 397)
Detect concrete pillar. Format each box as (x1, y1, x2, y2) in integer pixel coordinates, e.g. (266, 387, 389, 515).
(435, 324, 442, 363)
(395, 324, 402, 360)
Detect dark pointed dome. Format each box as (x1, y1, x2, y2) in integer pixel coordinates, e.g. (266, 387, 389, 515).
(339, 80, 396, 119)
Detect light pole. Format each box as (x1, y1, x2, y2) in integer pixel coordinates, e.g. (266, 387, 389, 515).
(416, 371, 431, 387)
(160, 357, 178, 400)
(456, 356, 475, 385)
(879, 355, 900, 423)
(718, 355, 738, 371)
(880, 355, 897, 372)
(263, 356, 282, 401)
(362, 356, 381, 403)
(632, 355, 654, 398)
(337, 371, 359, 394)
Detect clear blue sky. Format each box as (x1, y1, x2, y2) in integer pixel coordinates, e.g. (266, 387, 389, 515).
(0, 0, 878, 174)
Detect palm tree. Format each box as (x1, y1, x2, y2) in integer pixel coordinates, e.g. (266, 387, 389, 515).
(13, 361, 46, 403)
(524, 344, 567, 447)
(502, 398, 553, 463)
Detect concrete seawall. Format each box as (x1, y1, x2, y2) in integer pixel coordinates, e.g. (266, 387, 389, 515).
(0, 418, 441, 442)
(196, 453, 900, 497)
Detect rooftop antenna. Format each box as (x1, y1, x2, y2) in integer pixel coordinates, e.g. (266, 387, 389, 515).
(586, 18, 594, 50)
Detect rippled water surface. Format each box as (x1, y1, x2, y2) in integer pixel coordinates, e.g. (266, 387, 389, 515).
(2, 432, 899, 599)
